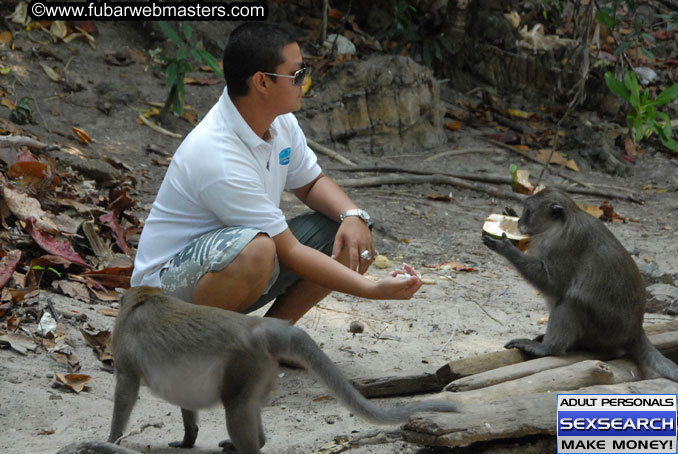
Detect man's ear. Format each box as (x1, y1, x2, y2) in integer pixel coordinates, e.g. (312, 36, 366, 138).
(250, 72, 268, 94)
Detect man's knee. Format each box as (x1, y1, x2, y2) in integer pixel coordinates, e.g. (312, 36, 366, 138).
(239, 233, 276, 281)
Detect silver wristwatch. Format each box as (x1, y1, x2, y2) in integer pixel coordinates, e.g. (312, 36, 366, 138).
(339, 208, 373, 230)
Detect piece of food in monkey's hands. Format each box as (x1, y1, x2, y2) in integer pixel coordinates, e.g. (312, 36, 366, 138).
(107, 286, 459, 454)
(482, 214, 531, 251)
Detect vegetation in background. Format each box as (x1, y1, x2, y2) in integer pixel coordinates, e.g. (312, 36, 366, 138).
(605, 71, 678, 151)
(151, 21, 223, 124)
(375, 0, 453, 68)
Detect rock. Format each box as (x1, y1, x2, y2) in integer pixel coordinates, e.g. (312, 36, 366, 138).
(299, 55, 446, 155)
(349, 320, 365, 334)
(646, 283, 678, 315)
(324, 34, 356, 55)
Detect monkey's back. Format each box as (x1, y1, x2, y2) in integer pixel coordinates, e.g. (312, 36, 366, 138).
(113, 287, 278, 410)
(531, 205, 646, 348)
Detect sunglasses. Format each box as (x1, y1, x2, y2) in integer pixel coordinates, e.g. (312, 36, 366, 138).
(262, 62, 307, 86)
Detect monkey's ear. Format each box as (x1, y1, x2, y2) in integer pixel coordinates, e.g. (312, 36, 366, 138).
(550, 203, 564, 218)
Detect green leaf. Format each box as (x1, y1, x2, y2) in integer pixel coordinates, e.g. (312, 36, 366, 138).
(596, 9, 615, 29)
(196, 49, 224, 78)
(633, 115, 644, 143)
(652, 84, 678, 106)
(625, 71, 641, 112)
(641, 47, 655, 59)
(158, 21, 182, 48)
(438, 35, 454, 54)
(181, 22, 193, 42)
(614, 40, 632, 56)
(166, 61, 177, 88)
(604, 72, 630, 101)
(509, 163, 518, 192)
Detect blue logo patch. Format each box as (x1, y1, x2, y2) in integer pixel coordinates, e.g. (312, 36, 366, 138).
(279, 147, 291, 165)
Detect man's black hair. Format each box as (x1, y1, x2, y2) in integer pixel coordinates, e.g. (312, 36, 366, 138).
(223, 23, 296, 99)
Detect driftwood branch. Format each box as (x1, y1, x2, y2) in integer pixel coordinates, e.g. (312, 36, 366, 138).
(352, 372, 441, 398)
(437, 358, 643, 406)
(437, 322, 678, 385)
(307, 138, 357, 166)
(56, 441, 142, 454)
(329, 165, 641, 202)
(352, 321, 678, 398)
(336, 173, 525, 201)
(0, 135, 59, 151)
(402, 378, 678, 448)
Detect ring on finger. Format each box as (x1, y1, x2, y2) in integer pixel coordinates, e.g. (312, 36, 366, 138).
(360, 250, 373, 261)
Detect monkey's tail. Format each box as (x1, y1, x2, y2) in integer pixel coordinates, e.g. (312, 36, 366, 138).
(281, 326, 459, 424)
(631, 333, 678, 382)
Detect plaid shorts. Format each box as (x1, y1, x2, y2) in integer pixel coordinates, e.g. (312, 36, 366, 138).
(159, 212, 338, 312)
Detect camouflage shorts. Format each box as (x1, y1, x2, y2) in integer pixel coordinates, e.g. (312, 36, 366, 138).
(159, 212, 338, 312)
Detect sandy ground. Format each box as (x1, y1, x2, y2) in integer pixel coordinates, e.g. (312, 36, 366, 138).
(1, 17, 678, 454)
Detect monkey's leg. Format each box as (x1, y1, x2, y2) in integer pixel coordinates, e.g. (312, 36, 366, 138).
(168, 408, 198, 448)
(107, 372, 140, 443)
(505, 302, 578, 357)
(223, 395, 266, 454)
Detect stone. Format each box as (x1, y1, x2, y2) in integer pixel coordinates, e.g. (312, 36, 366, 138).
(299, 55, 446, 155)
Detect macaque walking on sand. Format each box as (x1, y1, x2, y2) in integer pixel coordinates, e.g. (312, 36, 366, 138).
(108, 286, 459, 453)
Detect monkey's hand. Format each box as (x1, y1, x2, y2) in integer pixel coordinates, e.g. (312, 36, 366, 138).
(482, 233, 515, 256)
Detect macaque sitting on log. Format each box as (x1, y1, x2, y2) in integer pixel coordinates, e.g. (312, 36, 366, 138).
(108, 286, 458, 453)
(483, 187, 678, 381)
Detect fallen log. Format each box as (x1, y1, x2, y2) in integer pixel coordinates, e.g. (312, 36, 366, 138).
(307, 138, 357, 167)
(438, 359, 645, 406)
(445, 353, 599, 392)
(352, 325, 678, 398)
(0, 134, 59, 151)
(351, 372, 442, 398)
(335, 173, 525, 201)
(402, 378, 678, 448)
(436, 322, 678, 385)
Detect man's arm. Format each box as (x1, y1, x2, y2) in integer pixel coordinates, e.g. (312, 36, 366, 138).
(272, 228, 421, 300)
(292, 172, 373, 273)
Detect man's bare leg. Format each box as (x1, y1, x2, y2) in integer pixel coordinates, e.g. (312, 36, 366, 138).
(264, 247, 356, 324)
(192, 233, 276, 312)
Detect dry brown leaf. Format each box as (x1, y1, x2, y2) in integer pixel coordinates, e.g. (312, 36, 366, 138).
(98, 307, 120, 317)
(80, 326, 113, 363)
(50, 21, 68, 39)
(580, 203, 604, 219)
(1, 185, 60, 233)
(536, 149, 579, 172)
(507, 108, 533, 119)
(0, 333, 37, 355)
(425, 192, 453, 202)
(0, 31, 12, 44)
(56, 373, 91, 393)
(40, 63, 62, 82)
(624, 137, 644, 158)
(72, 127, 92, 144)
(1, 97, 15, 110)
(52, 280, 90, 302)
(423, 261, 477, 272)
(444, 120, 462, 131)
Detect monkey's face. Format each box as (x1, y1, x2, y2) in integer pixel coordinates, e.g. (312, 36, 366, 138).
(518, 188, 565, 235)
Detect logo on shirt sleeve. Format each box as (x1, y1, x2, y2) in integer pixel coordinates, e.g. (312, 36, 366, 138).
(279, 147, 291, 165)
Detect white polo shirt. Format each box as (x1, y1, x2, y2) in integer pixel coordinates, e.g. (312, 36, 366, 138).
(131, 87, 322, 287)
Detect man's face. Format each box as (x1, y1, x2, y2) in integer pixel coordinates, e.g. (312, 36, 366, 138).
(268, 42, 305, 114)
